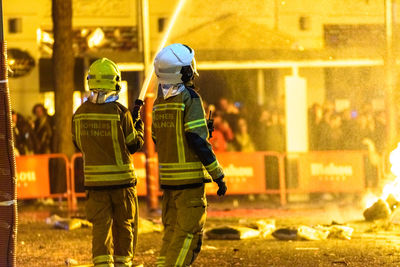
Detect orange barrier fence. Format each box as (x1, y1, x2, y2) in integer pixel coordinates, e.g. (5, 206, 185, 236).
(283, 151, 377, 194)
(16, 150, 380, 210)
(15, 153, 72, 210)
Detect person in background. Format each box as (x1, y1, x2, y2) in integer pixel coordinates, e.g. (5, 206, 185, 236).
(32, 103, 53, 154)
(233, 117, 255, 152)
(12, 110, 36, 155)
(209, 111, 234, 152)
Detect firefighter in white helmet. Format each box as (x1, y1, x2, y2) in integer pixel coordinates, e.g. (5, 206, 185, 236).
(72, 58, 144, 267)
(152, 43, 227, 267)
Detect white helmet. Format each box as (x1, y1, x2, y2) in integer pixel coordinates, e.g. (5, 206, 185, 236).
(154, 43, 198, 84)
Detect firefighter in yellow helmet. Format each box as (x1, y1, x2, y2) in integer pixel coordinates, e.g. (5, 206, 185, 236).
(72, 58, 144, 267)
(152, 44, 227, 267)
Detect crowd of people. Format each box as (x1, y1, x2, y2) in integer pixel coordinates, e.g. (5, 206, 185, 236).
(308, 102, 386, 154)
(204, 98, 386, 155)
(12, 103, 54, 156)
(13, 99, 386, 156)
(204, 97, 286, 153)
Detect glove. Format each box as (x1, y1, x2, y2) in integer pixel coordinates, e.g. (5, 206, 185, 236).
(134, 119, 144, 132)
(216, 179, 227, 196)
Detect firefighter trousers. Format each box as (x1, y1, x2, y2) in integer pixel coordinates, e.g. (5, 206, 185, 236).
(157, 184, 207, 267)
(86, 186, 138, 267)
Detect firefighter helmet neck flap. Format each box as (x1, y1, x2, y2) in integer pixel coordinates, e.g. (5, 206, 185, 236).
(87, 58, 121, 104)
(154, 43, 198, 99)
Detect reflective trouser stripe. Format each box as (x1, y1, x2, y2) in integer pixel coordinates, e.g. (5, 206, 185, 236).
(93, 255, 114, 266)
(114, 255, 133, 267)
(156, 256, 166, 267)
(175, 233, 194, 267)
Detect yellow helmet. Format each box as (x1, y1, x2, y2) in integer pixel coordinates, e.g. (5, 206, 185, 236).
(87, 58, 121, 91)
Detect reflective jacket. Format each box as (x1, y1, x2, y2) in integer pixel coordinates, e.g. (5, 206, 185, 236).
(152, 86, 224, 190)
(72, 101, 144, 189)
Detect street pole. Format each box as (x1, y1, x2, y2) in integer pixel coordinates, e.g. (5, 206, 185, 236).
(139, 0, 159, 212)
(384, 0, 397, 152)
(0, 0, 18, 266)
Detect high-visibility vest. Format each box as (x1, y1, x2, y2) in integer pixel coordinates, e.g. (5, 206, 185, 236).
(72, 101, 143, 188)
(152, 86, 224, 189)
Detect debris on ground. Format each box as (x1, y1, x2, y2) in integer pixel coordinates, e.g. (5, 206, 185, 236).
(46, 215, 162, 232)
(138, 217, 163, 234)
(272, 224, 354, 241)
(315, 225, 354, 240)
(206, 226, 261, 240)
(363, 199, 391, 221)
(297, 225, 330, 241)
(272, 228, 298, 241)
(206, 219, 276, 240)
(65, 258, 78, 265)
(46, 215, 92, 230)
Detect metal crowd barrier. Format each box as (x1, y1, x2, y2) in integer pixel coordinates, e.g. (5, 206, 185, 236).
(15, 153, 72, 210)
(15, 150, 382, 211)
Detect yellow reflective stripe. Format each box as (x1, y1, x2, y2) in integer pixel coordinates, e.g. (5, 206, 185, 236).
(85, 172, 135, 182)
(111, 120, 123, 165)
(125, 132, 136, 144)
(75, 120, 82, 149)
(95, 264, 114, 267)
(176, 110, 185, 163)
(159, 162, 203, 170)
(184, 119, 207, 131)
(156, 256, 166, 267)
(74, 113, 120, 121)
(176, 234, 193, 267)
(205, 160, 219, 172)
(113, 255, 133, 266)
(93, 254, 114, 264)
(153, 103, 185, 111)
(85, 164, 133, 173)
(160, 171, 205, 180)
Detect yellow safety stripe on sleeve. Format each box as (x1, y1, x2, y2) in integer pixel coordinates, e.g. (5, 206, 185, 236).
(85, 164, 133, 173)
(175, 233, 194, 267)
(93, 254, 114, 265)
(153, 103, 185, 111)
(176, 110, 185, 163)
(113, 255, 133, 267)
(159, 162, 203, 170)
(85, 172, 135, 182)
(205, 160, 220, 173)
(111, 120, 123, 165)
(125, 131, 136, 144)
(159, 171, 205, 180)
(74, 113, 120, 121)
(184, 118, 207, 131)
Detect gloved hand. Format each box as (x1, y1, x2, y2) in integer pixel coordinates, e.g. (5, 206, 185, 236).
(134, 119, 144, 132)
(216, 179, 227, 196)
